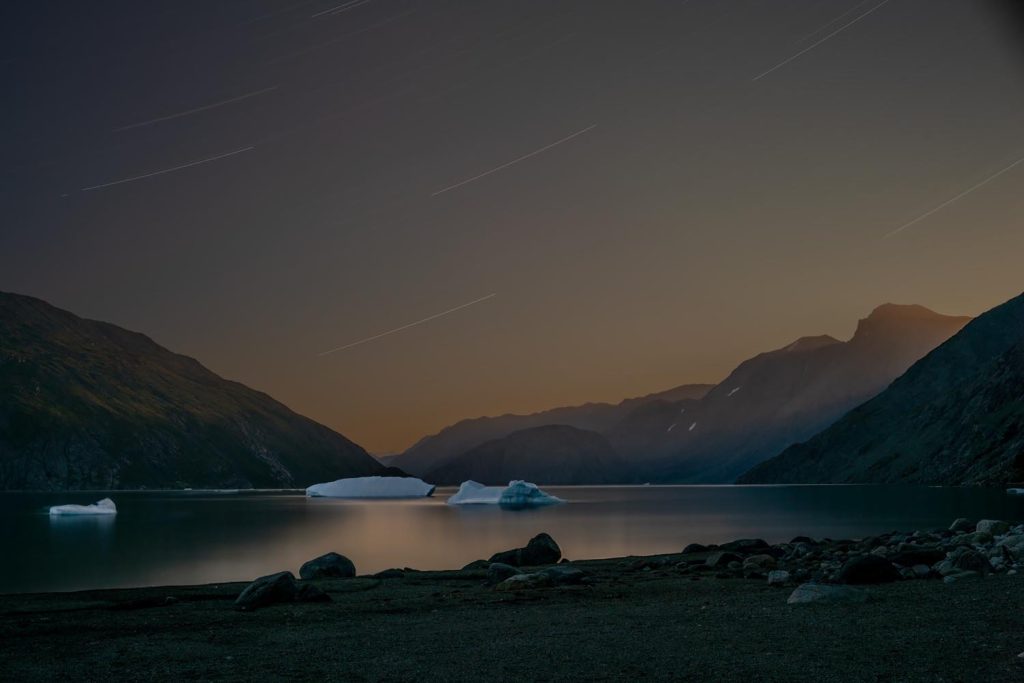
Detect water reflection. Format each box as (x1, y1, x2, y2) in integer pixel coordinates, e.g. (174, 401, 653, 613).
(3, 486, 1024, 594)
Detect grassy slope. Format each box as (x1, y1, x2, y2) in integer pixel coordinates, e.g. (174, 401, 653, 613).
(0, 292, 387, 490)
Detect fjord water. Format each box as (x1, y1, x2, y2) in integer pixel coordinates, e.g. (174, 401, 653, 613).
(4, 486, 1024, 594)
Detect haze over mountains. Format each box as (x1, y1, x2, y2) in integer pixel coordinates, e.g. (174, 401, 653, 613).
(0, 292, 392, 491)
(395, 304, 971, 484)
(741, 291, 1024, 486)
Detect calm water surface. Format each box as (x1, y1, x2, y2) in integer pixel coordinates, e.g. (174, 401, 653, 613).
(4, 485, 1024, 594)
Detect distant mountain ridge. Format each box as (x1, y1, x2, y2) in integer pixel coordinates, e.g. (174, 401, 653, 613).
(0, 292, 392, 490)
(739, 292, 1024, 485)
(394, 303, 970, 484)
(390, 383, 714, 477)
(425, 425, 623, 485)
(613, 303, 972, 483)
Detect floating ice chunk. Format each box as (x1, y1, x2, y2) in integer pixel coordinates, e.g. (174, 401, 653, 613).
(306, 476, 436, 498)
(49, 498, 117, 516)
(1008, 488, 1024, 496)
(447, 480, 564, 508)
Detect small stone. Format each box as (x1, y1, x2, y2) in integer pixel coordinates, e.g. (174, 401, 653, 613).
(495, 572, 553, 591)
(787, 583, 868, 604)
(949, 518, 974, 533)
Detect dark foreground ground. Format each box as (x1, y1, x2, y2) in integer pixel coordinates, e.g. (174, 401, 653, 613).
(2, 554, 1024, 682)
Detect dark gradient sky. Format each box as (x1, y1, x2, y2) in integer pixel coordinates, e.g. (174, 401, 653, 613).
(2, 1, 1023, 453)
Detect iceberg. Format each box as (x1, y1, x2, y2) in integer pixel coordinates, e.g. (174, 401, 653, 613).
(447, 480, 564, 508)
(305, 476, 436, 498)
(48, 498, 117, 516)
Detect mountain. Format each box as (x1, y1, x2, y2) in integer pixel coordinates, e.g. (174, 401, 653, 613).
(0, 292, 392, 490)
(389, 383, 713, 477)
(424, 425, 622, 485)
(739, 292, 1024, 485)
(612, 304, 972, 483)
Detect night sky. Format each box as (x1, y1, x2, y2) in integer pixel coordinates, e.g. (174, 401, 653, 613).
(3, 1, 1023, 453)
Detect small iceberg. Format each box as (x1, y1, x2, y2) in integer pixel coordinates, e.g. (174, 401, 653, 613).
(49, 498, 117, 516)
(447, 480, 564, 508)
(306, 476, 436, 498)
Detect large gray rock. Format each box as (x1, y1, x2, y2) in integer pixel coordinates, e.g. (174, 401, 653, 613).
(299, 552, 356, 580)
(488, 533, 562, 567)
(838, 555, 901, 584)
(952, 549, 992, 574)
(976, 520, 1010, 536)
(235, 571, 298, 611)
(787, 583, 868, 604)
(767, 570, 791, 586)
(539, 565, 588, 585)
(705, 551, 742, 568)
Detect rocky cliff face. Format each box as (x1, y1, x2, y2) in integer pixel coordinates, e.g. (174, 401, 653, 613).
(739, 292, 1024, 485)
(0, 292, 390, 490)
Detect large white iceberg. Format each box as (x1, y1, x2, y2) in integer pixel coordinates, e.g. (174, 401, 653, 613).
(49, 498, 117, 516)
(447, 480, 564, 508)
(305, 476, 436, 498)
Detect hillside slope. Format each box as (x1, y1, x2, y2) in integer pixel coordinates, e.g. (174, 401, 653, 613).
(740, 292, 1024, 485)
(0, 292, 390, 490)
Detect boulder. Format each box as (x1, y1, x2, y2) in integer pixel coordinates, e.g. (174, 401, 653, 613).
(742, 554, 777, 571)
(488, 562, 520, 583)
(952, 549, 992, 574)
(299, 552, 356, 580)
(976, 520, 1010, 536)
(790, 536, 816, 545)
(235, 571, 299, 611)
(681, 543, 709, 554)
(837, 555, 901, 584)
(461, 559, 490, 571)
(787, 583, 868, 604)
(488, 533, 562, 567)
(705, 551, 742, 568)
(767, 570, 790, 586)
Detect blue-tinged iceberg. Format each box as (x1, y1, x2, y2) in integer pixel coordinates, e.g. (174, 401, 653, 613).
(49, 498, 117, 516)
(447, 480, 564, 508)
(306, 476, 436, 498)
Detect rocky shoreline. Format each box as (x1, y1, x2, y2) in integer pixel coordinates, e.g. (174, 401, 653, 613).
(231, 517, 1024, 610)
(4, 519, 1024, 681)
